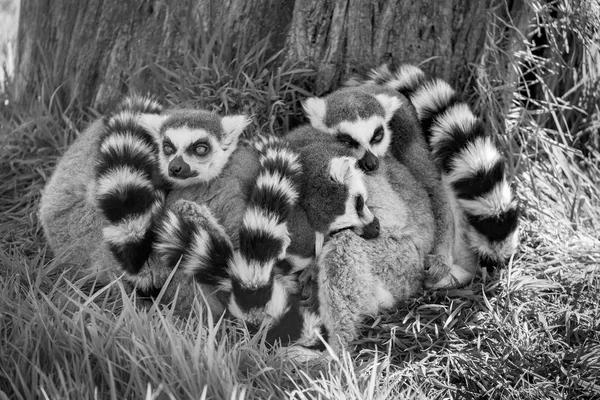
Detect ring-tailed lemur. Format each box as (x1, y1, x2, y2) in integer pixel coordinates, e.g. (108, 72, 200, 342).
(357, 64, 520, 269)
(302, 85, 463, 279)
(94, 95, 249, 284)
(39, 94, 249, 301)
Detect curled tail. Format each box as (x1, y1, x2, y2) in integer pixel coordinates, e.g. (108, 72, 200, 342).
(365, 65, 520, 267)
(227, 135, 305, 325)
(154, 199, 233, 287)
(94, 94, 166, 276)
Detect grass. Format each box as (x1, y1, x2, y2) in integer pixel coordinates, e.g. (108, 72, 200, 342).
(1, 0, 600, 398)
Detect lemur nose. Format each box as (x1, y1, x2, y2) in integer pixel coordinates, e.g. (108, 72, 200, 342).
(361, 216, 380, 239)
(359, 152, 379, 172)
(169, 164, 182, 175)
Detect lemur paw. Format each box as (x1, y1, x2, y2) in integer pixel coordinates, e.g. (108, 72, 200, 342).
(426, 263, 473, 289)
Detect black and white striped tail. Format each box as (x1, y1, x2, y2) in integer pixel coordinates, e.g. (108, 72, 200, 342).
(365, 65, 520, 267)
(95, 94, 166, 276)
(153, 201, 233, 287)
(227, 135, 304, 326)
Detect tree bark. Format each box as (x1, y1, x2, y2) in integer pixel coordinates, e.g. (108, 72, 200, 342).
(13, 0, 512, 110)
(285, 0, 494, 94)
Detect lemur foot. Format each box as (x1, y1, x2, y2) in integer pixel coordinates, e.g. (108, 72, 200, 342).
(426, 261, 473, 289)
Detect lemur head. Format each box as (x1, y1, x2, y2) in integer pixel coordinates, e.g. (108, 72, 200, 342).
(302, 88, 402, 173)
(140, 110, 250, 187)
(296, 136, 380, 239)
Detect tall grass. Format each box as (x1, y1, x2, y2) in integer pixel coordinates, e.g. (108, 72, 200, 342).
(1, 0, 599, 398)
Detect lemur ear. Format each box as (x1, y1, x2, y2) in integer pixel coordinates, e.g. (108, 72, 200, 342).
(303, 97, 328, 131)
(138, 113, 169, 139)
(375, 93, 403, 121)
(329, 156, 357, 184)
(221, 115, 250, 147)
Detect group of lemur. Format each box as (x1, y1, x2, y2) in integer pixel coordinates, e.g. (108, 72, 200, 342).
(39, 64, 520, 353)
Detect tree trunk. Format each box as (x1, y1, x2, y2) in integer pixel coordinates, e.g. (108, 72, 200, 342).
(285, 0, 494, 94)
(13, 0, 517, 110)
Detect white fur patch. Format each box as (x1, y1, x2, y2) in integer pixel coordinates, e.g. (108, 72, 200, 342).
(265, 278, 290, 319)
(228, 252, 275, 287)
(303, 97, 331, 132)
(314, 232, 325, 258)
(374, 93, 403, 120)
(138, 113, 169, 139)
(242, 207, 290, 249)
(96, 166, 152, 197)
(164, 127, 211, 150)
(386, 64, 426, 92)
(329, 157, 367, 196)
(103, 213, 152, 245)
(108, 110, 137, 128)
(154, 211, 182, 255)
(255, 171, 299, 206)
(337, 115, 385, 149)
(427, 264, 474, 289)
(373, 286, 395, 310)
(447, 137, 502, 183)
(458, 182, 517, 217)
(181, 228, 211, 277)
(221, 115, 250, 146)
(120, 94, 162, 113)
(297, 310, 323, 347)
(262, 148, 302, 174)
(366, 64, 392, 83)
(411, 79, 456, 121)
(99, 132, 155, 160)
(286, 254, 314, 273)
(429, 103, 478, 150)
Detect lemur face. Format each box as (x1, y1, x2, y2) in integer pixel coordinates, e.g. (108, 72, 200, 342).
(139, 110, 249, 187)
(299, 142, 380, 240)
(327, 156, 380, 239)
(303, 90, 402, 174)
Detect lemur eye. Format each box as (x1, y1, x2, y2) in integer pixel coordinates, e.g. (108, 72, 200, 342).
(336, 134, 360, 149)
(194, 144, 210, 156)
(355, 195, 364, 213)
(371, 127, 384, 144)
(163, 144, 175, 155)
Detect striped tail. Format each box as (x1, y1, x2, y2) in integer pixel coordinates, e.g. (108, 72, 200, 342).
(227, 135, 305, 326)
(153, 200, 233, 287)
(94, 94, 166, 277)
(365, 65, 520, 268)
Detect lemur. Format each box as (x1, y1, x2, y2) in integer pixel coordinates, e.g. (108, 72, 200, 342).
(39, 94, 250, 302)
(356, 64, 520, 269)
(94, 96, 249, 288)
(302, 85, 466, 280)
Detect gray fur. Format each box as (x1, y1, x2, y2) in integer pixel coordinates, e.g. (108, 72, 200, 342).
(322, 89, 386, 127)
(160, 110, 225, 140)
(318, 156, 434, 351)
